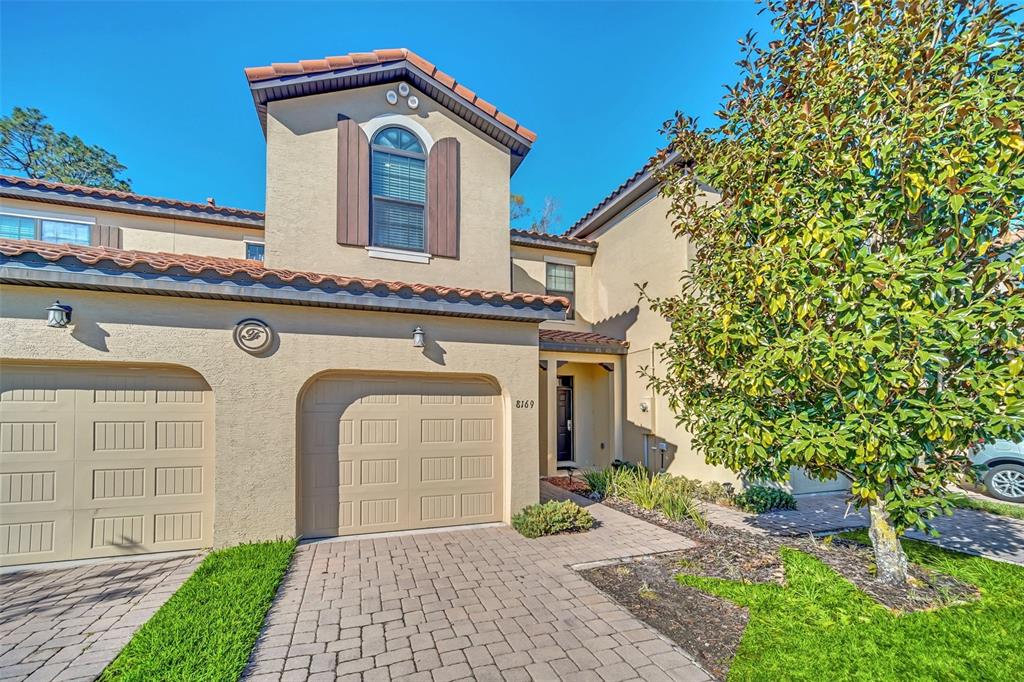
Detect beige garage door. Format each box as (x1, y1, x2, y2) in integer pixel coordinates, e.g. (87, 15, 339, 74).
(0, 364, 214, 567)
(300, 375, 502, 538)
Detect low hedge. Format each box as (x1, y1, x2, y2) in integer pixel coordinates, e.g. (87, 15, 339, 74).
(512, 500, 595, 538)
(735, 485, 798, 513)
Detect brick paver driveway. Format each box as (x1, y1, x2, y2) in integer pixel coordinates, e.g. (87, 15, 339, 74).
(244, 483, 709, 682)
(0, 554, 201, 682)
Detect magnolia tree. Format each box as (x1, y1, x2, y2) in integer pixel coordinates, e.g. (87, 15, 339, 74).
(648, 0, 1024, 583)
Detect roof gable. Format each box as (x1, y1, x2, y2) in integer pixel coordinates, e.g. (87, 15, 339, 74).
(245, 49, 536, 173)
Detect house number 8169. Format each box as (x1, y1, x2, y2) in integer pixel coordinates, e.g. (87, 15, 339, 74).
(515, 400, 535, 409)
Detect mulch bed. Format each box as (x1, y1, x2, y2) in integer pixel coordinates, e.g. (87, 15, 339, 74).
(544, 475, 591, 496)
(561, 484, 979, 680)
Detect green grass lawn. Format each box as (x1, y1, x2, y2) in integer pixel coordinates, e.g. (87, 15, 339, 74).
(677, 534, 1023, 681)
(100, 539, 296, 682)
(952, 494, 1024, 520)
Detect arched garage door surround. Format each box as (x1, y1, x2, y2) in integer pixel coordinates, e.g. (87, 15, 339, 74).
(299, 372, 503, 538)
(0, 362, 214, 567)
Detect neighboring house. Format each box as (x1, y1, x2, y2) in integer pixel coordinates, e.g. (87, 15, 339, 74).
(0, 48, 829, 569)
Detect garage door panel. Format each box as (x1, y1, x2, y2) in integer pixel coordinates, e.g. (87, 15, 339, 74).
(0, 364, 213, 566)
(72, 457, 210, 510)
(1, 461, 74, 511)
(300, 375, 502, 538)
(70, 506, 212, 560)
(1, 508, 73, 565)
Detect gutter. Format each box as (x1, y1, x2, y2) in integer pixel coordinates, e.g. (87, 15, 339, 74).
(538, 340, 627, 355)
(0, 257, 566, 323)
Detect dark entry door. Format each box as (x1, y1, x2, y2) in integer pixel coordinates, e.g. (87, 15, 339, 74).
(557, 383, 573, 462)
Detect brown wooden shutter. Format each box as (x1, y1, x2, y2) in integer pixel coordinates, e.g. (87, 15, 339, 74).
(427, 137, 460, 258)
(336, 115, 370, 246)
(91, 224, 122, 248)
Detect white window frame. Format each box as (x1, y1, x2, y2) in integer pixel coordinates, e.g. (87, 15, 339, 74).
(243, 239, 266, 262)
(366, 245, 432, 264)
(0, 208, 96, 245)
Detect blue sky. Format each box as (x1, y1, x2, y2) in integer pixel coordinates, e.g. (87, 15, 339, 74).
(0, 1, 772, 233)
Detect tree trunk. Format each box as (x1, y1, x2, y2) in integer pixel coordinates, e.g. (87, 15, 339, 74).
(868, 503, 909, 585)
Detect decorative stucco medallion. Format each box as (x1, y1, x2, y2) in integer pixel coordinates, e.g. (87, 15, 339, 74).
(233, 318, 273, 354)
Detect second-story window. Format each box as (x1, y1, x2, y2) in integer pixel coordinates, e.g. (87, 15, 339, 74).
(245, 242, 265, 261)
(546, 262, 576, 320)
(0, 212, 92, 246)
(371, 127, 426, 252)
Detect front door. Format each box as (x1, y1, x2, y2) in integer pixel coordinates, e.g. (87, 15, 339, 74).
(557, 378, 573, 462)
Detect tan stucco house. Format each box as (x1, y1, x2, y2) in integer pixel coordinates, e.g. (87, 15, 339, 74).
(0, 48, 840, 567)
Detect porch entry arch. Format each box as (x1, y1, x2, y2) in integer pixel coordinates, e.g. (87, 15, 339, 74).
(298, 372, 503, 538)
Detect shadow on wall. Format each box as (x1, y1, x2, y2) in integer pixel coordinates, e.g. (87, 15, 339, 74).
(511, 262, 595, 328)
(70, 320, 111, 352)
(592, 305, 640, 342)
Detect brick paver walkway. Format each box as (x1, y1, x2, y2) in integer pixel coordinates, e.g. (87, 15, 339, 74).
(710, 491, 1024, 565)
(0, 554, 201, 682)
(243, 482, 709, 682)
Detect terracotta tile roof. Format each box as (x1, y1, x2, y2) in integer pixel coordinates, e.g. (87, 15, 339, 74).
(509, 229, 597, 254)
(0, 239, 569, 312)
(244, 48, 537, 143)
(567, 157, 660, 237)
(0, 175, 265, 227)
(539, 329, 628, 349)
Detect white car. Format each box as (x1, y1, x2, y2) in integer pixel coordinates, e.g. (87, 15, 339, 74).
(972, 439, 1024, 503)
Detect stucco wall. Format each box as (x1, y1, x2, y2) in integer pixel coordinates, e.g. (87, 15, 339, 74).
(0, 285, 542, 547)
(587, 190, 740, 485)
(0, 197, 263, 258)
(265, 83, 512, 291)
(510, 244, 594, 333)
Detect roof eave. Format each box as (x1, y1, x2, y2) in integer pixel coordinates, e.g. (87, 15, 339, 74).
(568, 150, 685, 239)
(0, 185, 265, 230)
(0, 256, 566, 323)
(508, 232, 597, 255)
(538, 340, 628, 355)
(248, 60, 532, 175)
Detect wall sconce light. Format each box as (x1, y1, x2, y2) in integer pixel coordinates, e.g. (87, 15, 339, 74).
(412, 326, 425, 348)
(46, 301, 72, 328)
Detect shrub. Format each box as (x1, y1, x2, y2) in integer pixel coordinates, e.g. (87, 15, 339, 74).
(735, 485, 797, 514)
(512, 500, 594, 539)
(669, 476, 735, 505)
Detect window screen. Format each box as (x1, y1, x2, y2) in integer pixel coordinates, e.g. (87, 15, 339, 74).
(245, 243, 265, 261)
(371, 127, 426, 252)
(0, 214, 36, 240)
(41, 219, 91, 246)
(0, 213, 92, 246)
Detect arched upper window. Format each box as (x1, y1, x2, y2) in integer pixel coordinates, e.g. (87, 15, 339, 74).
(371, 126, 426, 251)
